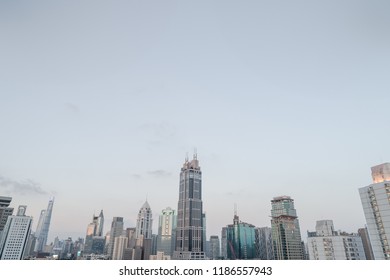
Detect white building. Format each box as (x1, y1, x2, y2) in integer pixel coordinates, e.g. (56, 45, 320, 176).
(359, 163, 390, 259)
(0, 206, 33, 260)
(136, 201, 153, 239)
(112, 235, 128, 260)
(307, 220, 366, 260)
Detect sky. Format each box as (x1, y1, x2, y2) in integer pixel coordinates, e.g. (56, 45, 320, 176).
(1, 0, 390, 244)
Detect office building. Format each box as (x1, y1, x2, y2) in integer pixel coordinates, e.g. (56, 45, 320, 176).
(359, 163, 390, 259)
(208, 235, 220, 259)
(173, 153, 206, 260)
(0, 205, 33, 260)
(0, 196, 14, 234)
(84, 210, 104, 254)
(358, 227, 374, 260)
(34, 197, 54, 253)
(108, 217, 124, 259)
(255, 227, 274, 260)
(307, 220, 366, 260)
(156, 207, 176, 257)
(112, 235, 128, 260)
(136, 200, 153, 239)
(271, 195, 304, 260)
(224, 213, 256, 260)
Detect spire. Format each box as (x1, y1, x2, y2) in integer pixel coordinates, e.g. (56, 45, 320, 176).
(193, 148, 197, 160)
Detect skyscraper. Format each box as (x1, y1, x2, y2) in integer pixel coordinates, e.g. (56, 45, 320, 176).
(34, 197, 54, 253)
(224, 213, 256, 260)
(136, 200, 153, 239)
(359, 162, 390, 260)
(156, 207, 176, 257)
(173, 153, 205, 260)
(0, 196, 14, 237)
(135, 200, 153, 260)
(208, 235, 221, 260)
(84, 210, 105, 254)
(0, 205, 33, 260)
(108, 217, 124, 259)
(255, 227, 274, 260)
(270, 195, 304, 260)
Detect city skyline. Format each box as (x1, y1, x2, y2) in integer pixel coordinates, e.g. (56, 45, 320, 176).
(2, 159, 387, 247)
(1, 1, 390, 248)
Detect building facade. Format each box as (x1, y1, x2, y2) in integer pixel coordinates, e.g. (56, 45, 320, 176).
(84, 210, 105, 254)
(0, 206, 33, 260)
(271, 195, 304, 260)
(108, 217, 124, 259)
(34, 197, 54, 253)
(136, 201, 153, 239)
(359, 163, 390, 260)
(208, 235, 221, 259)
(307, 220, 366, 260)
(173, 153, 205, 260)
(255, 227, 274, 260)
(225, 213, 256, 260)
(156, 207, 176, 257)
(0, 196, 14, 236)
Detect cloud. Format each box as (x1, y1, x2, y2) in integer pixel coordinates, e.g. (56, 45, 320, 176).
(0, 176, 48, 195)
(147, 170, 171, 177)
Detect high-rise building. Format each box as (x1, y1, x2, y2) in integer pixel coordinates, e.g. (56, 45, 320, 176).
(359, 163, 390, 260)
(0, 196, 14, 241)
(108, 217, 124, 259)
(270, 195, 304, 260)
(208, 235, 220, 260)
(112, 235, 128, 260)
(307, 220, 366, 260)
(84, 210, 105, 254)
(0, 205, 33, 260)
(34, 197, 54, 253)
(358, 227, 374, 260)
(135, 200, 153, 260)
(224, 213, 256, 260)
(255, 227, 274, 260)
(156, 207, 176, 257)
(173, 153, 205, 260)
(136, 201, 153, 239)
(221, 227, 228, 259)
(0, 196, 13, 231)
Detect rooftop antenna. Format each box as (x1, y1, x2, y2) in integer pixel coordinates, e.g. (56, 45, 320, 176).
(234, 203, 237, 216)
(185, 152, 189, 162)
(194, 147, 198, 160)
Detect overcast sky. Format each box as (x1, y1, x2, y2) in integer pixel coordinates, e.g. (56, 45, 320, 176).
(1, 0, 389, 243)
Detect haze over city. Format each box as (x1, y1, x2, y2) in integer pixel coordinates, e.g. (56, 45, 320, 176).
(1, 0, 389, 245)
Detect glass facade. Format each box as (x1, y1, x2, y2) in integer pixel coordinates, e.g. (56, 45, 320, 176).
(225, 215, 256, 260)
(271, 196, 304, 260)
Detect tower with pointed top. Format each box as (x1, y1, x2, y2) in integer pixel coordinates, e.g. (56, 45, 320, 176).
(173, 153, 205, 260)
(136, 200, 153, 239)
(34, 197, 54, 253)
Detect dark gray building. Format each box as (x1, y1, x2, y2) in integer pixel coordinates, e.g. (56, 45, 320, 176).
(173, 153, 205, 260)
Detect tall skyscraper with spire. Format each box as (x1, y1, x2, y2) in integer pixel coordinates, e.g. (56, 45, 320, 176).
(136, 201, 153, 239)
(173, 153, 205, 260)
(34, 197, 54, 253)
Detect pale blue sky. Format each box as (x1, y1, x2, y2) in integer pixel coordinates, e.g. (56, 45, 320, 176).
(1, 0, 389, 242)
